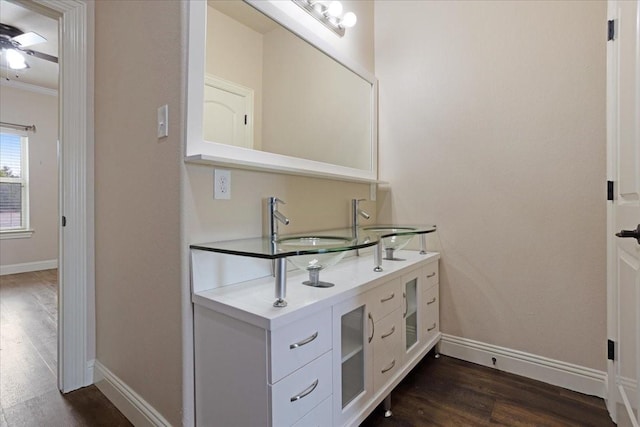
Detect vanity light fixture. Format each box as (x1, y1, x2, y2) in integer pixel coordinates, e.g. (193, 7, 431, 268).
(292, 0, 357, 37)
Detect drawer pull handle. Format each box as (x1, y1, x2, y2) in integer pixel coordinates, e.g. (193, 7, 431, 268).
(380, 293, 395, 303)
(381, 326, 396, 339)
(427, 297, 437, 305)
(381, 359, 396, 374)
(290, 379, 319, 402)
(427, 323, 437, 332)
(289, 331, 318, 349)
(427, 272, 436, 278)
(403, 292, 407, 317)
(368, 312, 374, 343)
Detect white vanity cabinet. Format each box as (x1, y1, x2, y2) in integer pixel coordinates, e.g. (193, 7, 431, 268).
(192, 250, 440, 426)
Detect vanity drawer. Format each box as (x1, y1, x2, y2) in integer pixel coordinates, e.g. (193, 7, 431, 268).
(372, 310, 403, 391)
(423, 285, 439, 340)
(291, 396, 332, 427)
(368, 278, 402, 322)
(424, 263, 439, 290)
(271, 351, 332, 427)
(269, 308, 332, 383)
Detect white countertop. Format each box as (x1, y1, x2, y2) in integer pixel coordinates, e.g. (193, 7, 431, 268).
(192, 250, 440, 330)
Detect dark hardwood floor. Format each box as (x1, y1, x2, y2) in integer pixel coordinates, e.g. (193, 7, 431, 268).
(361, 352, 614, 427)
(0, 270, 131, 427)
(1, 270, 614, 426)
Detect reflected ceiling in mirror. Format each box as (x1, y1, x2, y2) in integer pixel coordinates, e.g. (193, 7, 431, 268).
(204, 0, 373, 172)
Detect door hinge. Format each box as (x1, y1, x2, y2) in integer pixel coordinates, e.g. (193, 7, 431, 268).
(244, 115, 247, 125)
(62, 216, 66, 227)
(608, 339, 615, 361)
(608, 20, 615, 41)
(607, 180, 614, 201)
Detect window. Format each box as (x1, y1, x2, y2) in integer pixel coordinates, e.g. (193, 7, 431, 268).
(0, 130, 29, 234)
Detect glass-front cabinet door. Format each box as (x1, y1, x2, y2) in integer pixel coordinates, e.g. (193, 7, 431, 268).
(341, 306, 365, 408)
(333, 297, 372, 426)
(402, 268, 422, 361)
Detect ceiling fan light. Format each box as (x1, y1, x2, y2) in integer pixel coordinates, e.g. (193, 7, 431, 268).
(6, 49, 27, 70)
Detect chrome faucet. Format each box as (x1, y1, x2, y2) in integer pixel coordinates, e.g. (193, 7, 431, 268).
(352, 198, 371, 255)
(352, 198, 371, 232)
(268, 197, 289, 241)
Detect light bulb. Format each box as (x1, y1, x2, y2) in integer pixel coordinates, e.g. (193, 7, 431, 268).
(341, 11, 357, 28)
(6, 49, 27, 70)
(326, 1, 343, 17)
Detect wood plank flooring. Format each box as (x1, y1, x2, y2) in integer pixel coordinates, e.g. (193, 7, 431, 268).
(0, 270, 131, 427)
(361, 352, 614, 427)
(1, 270, 614, 426)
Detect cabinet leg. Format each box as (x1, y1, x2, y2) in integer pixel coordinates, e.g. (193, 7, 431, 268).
(383, 394, 392, 418)
(434, 341, 441, 359)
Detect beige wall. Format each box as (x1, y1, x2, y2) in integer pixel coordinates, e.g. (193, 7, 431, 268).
(0, 85, 58, 267)
(375, 1, 607, 370)
(94, 1, 184, 425)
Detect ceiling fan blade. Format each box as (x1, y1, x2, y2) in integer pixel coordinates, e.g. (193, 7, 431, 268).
(23, 49, 58, 64)
(13, 31, 46, 48)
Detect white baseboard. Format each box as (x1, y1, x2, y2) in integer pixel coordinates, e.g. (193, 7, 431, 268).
(439, 334, 607, 398)
(0, 259, 58, 276)
(93, 360, 171, 427)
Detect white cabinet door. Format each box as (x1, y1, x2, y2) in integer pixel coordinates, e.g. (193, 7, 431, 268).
(332, 295, 372, 426)
(401, 268, 422, 362)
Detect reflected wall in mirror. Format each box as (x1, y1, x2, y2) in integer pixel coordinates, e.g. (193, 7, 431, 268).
(205, 1, 373, 171)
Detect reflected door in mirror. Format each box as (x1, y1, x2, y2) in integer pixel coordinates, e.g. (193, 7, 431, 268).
(204, 75, 254, 149)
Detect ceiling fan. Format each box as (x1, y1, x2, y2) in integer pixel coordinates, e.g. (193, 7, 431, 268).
(0, 23, 58, 70)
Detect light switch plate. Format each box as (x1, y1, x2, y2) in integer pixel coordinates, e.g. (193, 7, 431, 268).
(157, 104, 168, 138)
(214, 169, 231, 200)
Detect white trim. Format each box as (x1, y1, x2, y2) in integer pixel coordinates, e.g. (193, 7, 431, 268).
(186, 0, 378, 184)
(0, 79, 58, 97)
(94, 360, 172, 427)
(27, 0, 95, 393)
(0, 259, 57, 275)
(0, 229, 35, 240)
(440, 334, 607, 398)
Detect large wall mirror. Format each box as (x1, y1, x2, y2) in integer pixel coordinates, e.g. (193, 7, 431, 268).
(186, 0, 378, 182)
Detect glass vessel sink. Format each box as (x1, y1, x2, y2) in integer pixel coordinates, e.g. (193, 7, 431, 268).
(362, 226, 417, 260)
(276, 236, 355, 287)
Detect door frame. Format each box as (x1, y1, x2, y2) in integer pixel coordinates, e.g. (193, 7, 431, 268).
(16, 0, 95, 393)
(606, 0, 640, 423)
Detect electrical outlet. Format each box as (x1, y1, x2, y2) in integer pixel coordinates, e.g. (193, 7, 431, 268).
(214, 169, 231, 200)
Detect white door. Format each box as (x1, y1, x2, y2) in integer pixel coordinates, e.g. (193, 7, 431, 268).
(607, 1, 640, 425)
(203, 75, 254, 149)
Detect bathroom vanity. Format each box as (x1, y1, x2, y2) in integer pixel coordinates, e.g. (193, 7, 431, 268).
(191, 230, 440, 426)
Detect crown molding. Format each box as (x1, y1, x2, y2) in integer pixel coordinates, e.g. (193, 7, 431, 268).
(0, 78, 58, 97)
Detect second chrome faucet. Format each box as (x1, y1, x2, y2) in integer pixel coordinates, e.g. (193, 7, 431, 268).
(268, 196, 289, 241)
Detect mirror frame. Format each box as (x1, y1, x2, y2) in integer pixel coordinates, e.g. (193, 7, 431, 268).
(185, 0, 378, 183)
